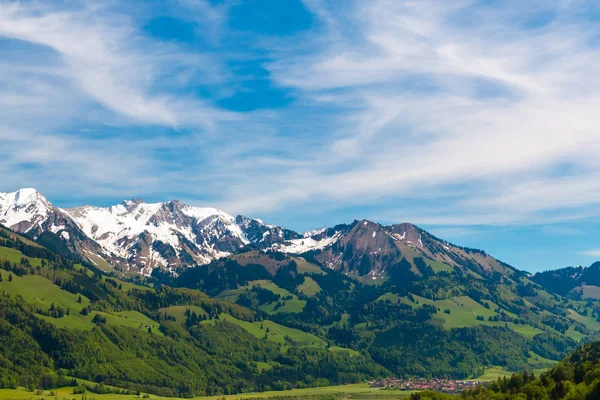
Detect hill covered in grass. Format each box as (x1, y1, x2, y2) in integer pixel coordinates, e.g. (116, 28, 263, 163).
(171, 247, 600, 379)
(0, 226, 386, 396)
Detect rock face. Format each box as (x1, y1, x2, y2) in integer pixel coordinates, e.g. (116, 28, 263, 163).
(0, 188, 517, 280)
(272, 220, 517, 281)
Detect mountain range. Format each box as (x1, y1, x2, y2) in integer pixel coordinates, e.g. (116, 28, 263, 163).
(3, 188, 600, 397)
(0, 188, 520, 282)
(0, 188, 298, 275)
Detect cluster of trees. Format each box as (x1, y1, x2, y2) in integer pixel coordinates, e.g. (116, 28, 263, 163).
(413, 340, 600, 399)
(184, 308, 213, 327)
(37, 302, 69, 318)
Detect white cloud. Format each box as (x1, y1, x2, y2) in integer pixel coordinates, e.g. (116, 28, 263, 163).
(0, 1, 232, 128)
(581, 249, 600, 258)
(0, 0, 241, 204)
(216, 0, 600, 225)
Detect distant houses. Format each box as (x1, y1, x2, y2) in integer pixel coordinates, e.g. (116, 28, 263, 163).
(369, 377, 485, 394)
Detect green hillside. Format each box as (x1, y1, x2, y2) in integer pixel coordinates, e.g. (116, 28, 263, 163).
(0, 227, 387, 396)
(174, 247, 600, 379)
(4, 221, 600, 397)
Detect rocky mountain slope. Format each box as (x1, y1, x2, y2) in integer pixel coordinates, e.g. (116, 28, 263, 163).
(273, 219, 516, 282)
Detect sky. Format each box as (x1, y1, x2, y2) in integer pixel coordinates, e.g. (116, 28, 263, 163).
(2, 0, 600, 273)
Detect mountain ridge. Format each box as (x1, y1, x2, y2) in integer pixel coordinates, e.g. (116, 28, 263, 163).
(0, 188, 525, 282)
(1, 188, 298, 274)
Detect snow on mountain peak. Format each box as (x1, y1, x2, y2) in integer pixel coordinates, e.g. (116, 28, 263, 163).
(303, 227, 328, 238)
(0, 188, 55, 232)
(0, 188, 323, 274)
(14, 187, 43, 203)
(62, 197, 262, 271)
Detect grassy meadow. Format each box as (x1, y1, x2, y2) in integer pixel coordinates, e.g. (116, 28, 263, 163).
(0, 383, 416, 400)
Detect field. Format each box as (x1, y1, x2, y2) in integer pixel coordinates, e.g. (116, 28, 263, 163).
(566, 309, 600, 333)
(215, 313, 327, 348)
(329, 346, 361, 356)
(294, 259, 325, 275)
(297, 277, 321, 296)
(0, 383, 415, 400)
(397, 294, 497, 328)
(428, 260, 453, 274)
(580, 284, 600, 299)
(159, 305, 207, 321)
(196, 384, 415, 400)
(565, 326, 586, 342)
(0, 268, 91, 310)
(261, 298, 307, 314)
(470, 361, 551, 382)
(471, 367, 514, 381)
(218, 280, 291, 302)
(387, 293, 545, 337)
(217, 280, 307, 314)
(0, 247, 44, 267)
(0, 267, 162, 335)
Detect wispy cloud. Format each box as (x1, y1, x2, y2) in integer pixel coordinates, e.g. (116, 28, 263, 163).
(2, 0, 600, 233)
(581, 249, 600, 258)
(0, 0, 239, 202)
(216, 0, 600, 225)
(0, 1, 232, 127)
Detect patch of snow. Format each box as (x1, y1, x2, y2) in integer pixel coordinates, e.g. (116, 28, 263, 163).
(387, 231, 407, 241)
(51, 225, 65, 233)
(372, 231, 377, 238)
(66, 200, 249, 262)
(303, 227, 327, 238)
(60, 231, 70, 241)
(272, 231, 343, 254)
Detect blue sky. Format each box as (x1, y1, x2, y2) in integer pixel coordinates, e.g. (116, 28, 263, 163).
(2, 0, 600, 273)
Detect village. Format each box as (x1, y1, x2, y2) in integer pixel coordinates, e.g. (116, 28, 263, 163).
(369, 377, 485, 394)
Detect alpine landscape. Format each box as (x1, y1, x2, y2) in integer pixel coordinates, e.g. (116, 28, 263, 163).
(2, 1, 600, 400)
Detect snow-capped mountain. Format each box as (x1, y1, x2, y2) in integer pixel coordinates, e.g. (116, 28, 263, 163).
(0, 188, 515, 280)
(0, 189, 292, 274)
(0, 188, 61, 233)
(0, 188, 103, 257)
(66, 199, 254, 274)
